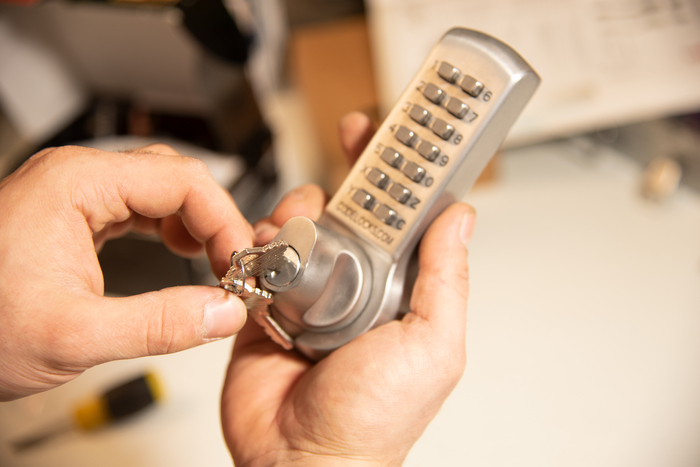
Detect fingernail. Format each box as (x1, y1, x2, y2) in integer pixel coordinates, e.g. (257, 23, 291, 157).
(203, 294, 247, 339)
(459, 207, 477, 248)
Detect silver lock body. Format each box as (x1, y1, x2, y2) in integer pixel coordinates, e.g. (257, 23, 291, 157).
(260, 28, 541, 360)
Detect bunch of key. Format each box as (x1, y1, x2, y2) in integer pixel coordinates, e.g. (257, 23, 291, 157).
(219, 241, 295, 349)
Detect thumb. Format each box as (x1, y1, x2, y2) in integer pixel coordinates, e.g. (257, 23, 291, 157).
(409, 203, 475, 343)
(79, 286, 247, 363)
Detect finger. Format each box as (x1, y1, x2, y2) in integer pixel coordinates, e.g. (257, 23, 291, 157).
(131, 214, 160, 236)
(160, 214, 204, 258)
(92, 214, 160, 253)
(270, 184, 328, 227)
(408, 203, 476, 345)
(63, 146, 252, 277)
(339, 112, 375, 165)
(230, 318, 279, 352)
(127, 145, 203, 255)
(254, 184, 327, 245)
(253, 219, 281, 246)
(71, 286, 247, 364)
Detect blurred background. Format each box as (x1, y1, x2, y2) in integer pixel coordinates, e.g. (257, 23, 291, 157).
(0, 0, 699, 465)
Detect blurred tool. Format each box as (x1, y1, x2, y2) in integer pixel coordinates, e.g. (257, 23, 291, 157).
(11, 372, 163, 453)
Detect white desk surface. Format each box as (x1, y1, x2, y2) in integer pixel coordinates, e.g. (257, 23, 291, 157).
(1, 141, 699, 466)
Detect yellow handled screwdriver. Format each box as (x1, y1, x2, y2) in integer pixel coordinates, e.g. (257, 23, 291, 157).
(12, 372, 163, 453)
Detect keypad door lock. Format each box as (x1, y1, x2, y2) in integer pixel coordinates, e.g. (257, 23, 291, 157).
(240, 28, 540, 360)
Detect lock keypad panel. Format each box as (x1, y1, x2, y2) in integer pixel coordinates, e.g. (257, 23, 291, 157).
(354, 60, 493, 231)
(326, 15, 545, 263)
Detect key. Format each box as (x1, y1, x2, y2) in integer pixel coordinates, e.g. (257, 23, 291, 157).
(227, 280, 293, 350)
(220, 241, 289, 291)
(219, 241, 294, 350)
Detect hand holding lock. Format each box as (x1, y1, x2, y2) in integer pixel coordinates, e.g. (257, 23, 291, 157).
(221, 112, 477, 467)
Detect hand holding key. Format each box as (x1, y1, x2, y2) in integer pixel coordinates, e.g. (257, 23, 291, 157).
(221, 113, 477, 466)
(0, 144, 251, 401)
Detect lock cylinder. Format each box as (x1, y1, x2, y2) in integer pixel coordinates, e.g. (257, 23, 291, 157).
(260, 217, 373, 335)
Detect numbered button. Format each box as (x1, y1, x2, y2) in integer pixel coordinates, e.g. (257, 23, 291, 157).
(380, 147, 404, 168)
(431, 118, 455, 140)
(373, 203, 398, 226)
(409, 104, 432, 126)
(387, 183, 411, 204)
(365, 167, 389, 188)
(402, 161, 426, 182)
(352, 189, 374, 210)
(423, 83, 446, 104)
(438, 62, 460, 83)
(446, 97, 469, 118)
(395, 126, 418, 147)
(416, 140, 440, 162)
(460, 75, 484, 97)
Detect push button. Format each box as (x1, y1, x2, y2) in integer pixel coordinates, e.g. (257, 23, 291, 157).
(365, 167, 389, 188)
(372, 203, 398, 226)
(351, 189, 374, 210)
(395, 126, 418, 147)
(416, 141, 440, 161)
(387, 183, 411, 204)
(423, 83, 446, 104)
(409, 104, 432, 126)
(460, 75, 484, 97)
(446, 97, 469, 118)
(431, 118, 455, 140)
(402, 161, 426, 182)
(438, 62, 460, 83)
(380, 147, 404, 168)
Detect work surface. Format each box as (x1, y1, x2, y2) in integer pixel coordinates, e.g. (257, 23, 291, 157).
(1, 141, 699, 466)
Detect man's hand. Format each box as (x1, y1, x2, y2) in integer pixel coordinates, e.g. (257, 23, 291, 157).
(0, 144, 252, 401)
(221, 113, 476, 466)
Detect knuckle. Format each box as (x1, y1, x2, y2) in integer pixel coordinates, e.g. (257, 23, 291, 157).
(143, 143, 179, 156)
(27, 146, 88, 172)
(181, 156, 210, 177)
(145, 300, 180, 356)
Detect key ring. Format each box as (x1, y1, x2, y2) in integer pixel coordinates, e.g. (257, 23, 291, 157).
(232, 251, 247, 294)
(218, 250, 248, 294)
